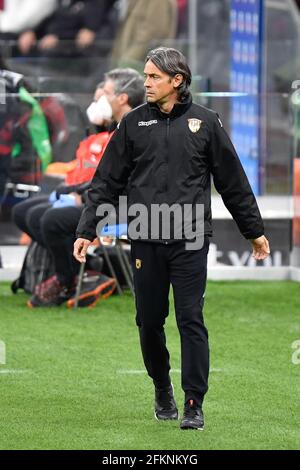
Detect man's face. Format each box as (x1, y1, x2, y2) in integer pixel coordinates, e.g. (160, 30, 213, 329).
(103, 79, 123, 120)
(144, 60, 180, 105)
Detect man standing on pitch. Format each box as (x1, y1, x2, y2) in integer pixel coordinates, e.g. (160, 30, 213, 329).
(74, 47, 270, 430)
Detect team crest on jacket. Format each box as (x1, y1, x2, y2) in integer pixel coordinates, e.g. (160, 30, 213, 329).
(188, 118, 202, 133)
(136, 259, 142, 269)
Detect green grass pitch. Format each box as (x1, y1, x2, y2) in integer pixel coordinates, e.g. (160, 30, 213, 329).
(0, 281, 299, 450)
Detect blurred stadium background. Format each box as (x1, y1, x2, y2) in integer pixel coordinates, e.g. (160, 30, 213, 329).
(0, 0, 300, 450)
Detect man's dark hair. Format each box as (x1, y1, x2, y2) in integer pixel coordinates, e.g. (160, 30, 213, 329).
(104, 68, 145, 109)
(145, 47, 192, 101)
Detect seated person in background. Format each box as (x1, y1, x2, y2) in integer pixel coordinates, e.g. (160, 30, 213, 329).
(12, 68, 145, 307)
(19, 0, 117, 56)
(0, 0, 56, 55)
(0, 65, 20, 200)
(46, 80, 111, 177)
(0, 65, 39, 198)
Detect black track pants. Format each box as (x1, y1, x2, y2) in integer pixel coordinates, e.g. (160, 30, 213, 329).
(131, 238, 210, 405)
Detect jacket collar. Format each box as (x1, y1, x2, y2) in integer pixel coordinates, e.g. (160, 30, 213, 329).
(148, 92, 193, 119)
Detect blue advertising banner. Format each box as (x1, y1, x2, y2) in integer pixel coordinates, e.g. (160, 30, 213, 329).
(230, 0, 264, 195)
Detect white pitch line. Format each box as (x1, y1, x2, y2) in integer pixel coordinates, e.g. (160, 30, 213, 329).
(117, 368, 223, 375)
(0, 369, 27, 374)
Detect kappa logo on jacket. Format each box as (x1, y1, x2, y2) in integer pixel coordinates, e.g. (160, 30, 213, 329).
(138, 120, 158, 127)
(188, 118, 203, 133)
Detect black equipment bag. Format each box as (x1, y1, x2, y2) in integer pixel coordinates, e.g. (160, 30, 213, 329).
(11, 241, 55, 295)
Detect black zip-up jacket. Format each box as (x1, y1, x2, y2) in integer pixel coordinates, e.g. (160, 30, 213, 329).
(76, 93, 264, 242)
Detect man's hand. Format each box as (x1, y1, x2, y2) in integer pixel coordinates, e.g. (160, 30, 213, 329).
(18, 31, 36, 54)
(250, 235, 270, 260)
(76, 29, 96, 48)
(39, 34, 59, 50)
(73, 238, 91, 263)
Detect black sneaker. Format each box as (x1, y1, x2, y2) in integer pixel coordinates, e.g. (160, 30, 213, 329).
(180, 399, 204, 430)
(154, 384, 178, 420)
(27, 275, 75, 308)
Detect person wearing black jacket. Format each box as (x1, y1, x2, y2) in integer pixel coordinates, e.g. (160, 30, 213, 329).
(19, 0, 117, 55)
(74, 47, 270, 430)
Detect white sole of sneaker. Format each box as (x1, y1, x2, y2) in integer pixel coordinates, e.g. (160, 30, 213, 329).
(154, 411, 179, 421)
(180, 426, 204, 431)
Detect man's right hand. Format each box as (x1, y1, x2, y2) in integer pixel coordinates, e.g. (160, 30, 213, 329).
(250, 235, 270, 260)
(39, 34, 59, 50)
(18, 31, 37, 55)
(73, 238, 91, 263)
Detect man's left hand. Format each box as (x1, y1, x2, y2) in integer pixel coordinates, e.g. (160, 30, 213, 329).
(250, 235, 270, 260)
(76, 29, 96, 48)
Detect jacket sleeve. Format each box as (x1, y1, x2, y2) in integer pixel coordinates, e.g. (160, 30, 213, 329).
(83, 0, 113, 33)
(208, 113, 264, 239)
(76, 118, 132, 241)
(55, 181, 91, 197)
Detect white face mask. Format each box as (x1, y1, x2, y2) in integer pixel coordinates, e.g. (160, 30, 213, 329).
(86, 95, 113, 125)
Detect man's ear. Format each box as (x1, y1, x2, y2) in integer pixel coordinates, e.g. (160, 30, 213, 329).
(118, 92, 129, 105)
(173, 74, 183, 90)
